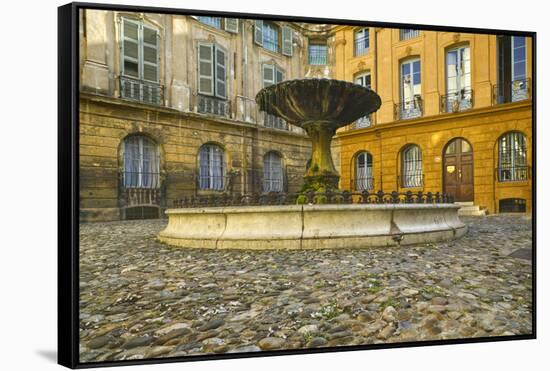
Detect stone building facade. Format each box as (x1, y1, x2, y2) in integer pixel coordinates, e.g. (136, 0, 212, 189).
(332, 27, 533, 214)
(79, 10, 338, 221)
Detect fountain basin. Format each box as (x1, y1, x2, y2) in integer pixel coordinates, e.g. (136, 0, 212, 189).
(158, 204, 466, 250)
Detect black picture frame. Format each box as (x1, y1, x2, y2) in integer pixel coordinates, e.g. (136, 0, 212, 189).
(58, 2, 536, 368)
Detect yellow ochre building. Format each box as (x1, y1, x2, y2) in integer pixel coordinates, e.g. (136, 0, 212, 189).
(332, 27, 533, 214)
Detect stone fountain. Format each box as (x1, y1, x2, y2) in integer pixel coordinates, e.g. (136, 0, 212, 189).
(255, 78, 381, 191)
(158, 79, 466, 250)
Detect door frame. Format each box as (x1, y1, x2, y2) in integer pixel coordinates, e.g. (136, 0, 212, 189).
(442, 137, 474, 202)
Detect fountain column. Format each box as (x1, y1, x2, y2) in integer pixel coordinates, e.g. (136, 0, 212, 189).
(303, 122, 339, 190)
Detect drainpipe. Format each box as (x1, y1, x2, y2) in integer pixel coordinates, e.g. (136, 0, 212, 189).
(374, 28, 382, 191)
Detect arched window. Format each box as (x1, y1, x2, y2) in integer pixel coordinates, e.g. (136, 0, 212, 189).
(355, 152, 373, 190)
(199, 144, 225, 190)
(123, 135, 160, 188)
(498, 132, 528, 181)
(402, 145, 423, 187)
(263, 152, 284, 192)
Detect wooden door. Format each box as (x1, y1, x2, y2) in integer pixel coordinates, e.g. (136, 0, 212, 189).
(443, 138, 474, 202)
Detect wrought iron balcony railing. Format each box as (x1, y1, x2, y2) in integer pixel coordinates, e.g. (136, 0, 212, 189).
(354, 36, 369, 56)
(400, 29, 420, 40)
(344, 114, 373, 130)
(352, 177, 374, 191)
(440, 89, 474, 113)
(493, 78, 531, 105)
(308, 48, 328, 65)
(263, 112, 289, 130)
(497, 165, 530, 182)
(120, 76, 164, 105)
(120, 171, 163, 207)
(394, 96, 423, 120)
(197, 95, 231, 117)
(173, 190, 455, 208)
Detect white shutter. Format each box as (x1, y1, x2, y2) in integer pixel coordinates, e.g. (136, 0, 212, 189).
(198, 43, 214, 95)
(275, 67, 284, 83)
(254, 20, 263, 46)
(142, 24, 159, 82)
(215, 47, 227, 99)
(121, 18, 140, 78)
(262, 64, 274, 87)
(282, 26, 293, 56)
(225, 18, 239, 33)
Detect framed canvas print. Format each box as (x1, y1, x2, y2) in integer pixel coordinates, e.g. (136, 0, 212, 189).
(58, 2, 536, 368)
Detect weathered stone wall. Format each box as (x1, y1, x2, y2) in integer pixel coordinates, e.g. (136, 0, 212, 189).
(80, 95, 311, 221)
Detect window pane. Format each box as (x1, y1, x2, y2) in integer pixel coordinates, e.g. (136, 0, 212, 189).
(143, 27, 157, 45)
(143, 64, 157, 81)
(124, 21, 138, 40)
(143, 45, 157, 63)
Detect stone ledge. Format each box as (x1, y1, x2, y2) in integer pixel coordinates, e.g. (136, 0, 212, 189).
(158, 204, 466, 249)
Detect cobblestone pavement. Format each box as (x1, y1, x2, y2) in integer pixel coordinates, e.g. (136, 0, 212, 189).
(79, 215, 533, 363)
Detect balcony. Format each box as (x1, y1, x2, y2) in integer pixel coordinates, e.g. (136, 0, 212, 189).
(440, 89, 474, 113)
(400, 29, 420, 41)
(196, 94, 230, 117)
(394, 96, 423, 120)
(493, 78, 531, 105)
(120, 171, 163, 207)
(308, 46, 328, 65)
(120, 76, 164, 105)
(263, 112, 289, 130)
(354, 36, 369, 56)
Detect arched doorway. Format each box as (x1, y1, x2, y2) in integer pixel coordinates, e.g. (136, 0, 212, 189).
(443, 138, 473, 201)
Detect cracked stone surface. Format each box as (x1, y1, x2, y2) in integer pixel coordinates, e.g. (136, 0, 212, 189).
(79, 214, 533, 363)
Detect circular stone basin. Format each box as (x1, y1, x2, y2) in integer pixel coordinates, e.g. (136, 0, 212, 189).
(158, 204, 466, 250)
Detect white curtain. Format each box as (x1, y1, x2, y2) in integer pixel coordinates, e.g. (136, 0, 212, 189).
(199, 144, 224, 190)
(355, 152, 373, 190)
(123, 136, 160, 189)
(403, 145, 422, 187)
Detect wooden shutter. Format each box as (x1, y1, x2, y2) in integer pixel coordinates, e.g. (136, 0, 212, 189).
(215, 47, 227, 99)
(142, 24, 159, 82)
(225, 18, 239, 33)
(275, 67, 284, 83)
(254, 20, 263, 46)
(198, 43, 214, 95)
(121, 18, 140, 78)
(262, 64, 274, 87)
(282, 26, 293, 56)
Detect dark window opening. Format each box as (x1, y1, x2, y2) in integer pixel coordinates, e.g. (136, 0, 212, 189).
(125, 206, 160, 220)
(499, 198, 526, 213)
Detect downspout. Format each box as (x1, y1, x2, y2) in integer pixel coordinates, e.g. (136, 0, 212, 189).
(374, 28, 383, 191)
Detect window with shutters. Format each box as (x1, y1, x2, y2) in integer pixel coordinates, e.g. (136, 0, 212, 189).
(443, 45, 472, 112)
(353, 72, 372, 128)
(262, 64, 287, 130)
(398, 58, 422, 119)
(197, 42, 229, 116)
(254, 20, 292, 56)
(193, 17, 239, 33)
(495, 36, 529, 104)
(401, 145, 423, 188)
(198, 144, 225, 191)
(354, 152, 373, 190)
(120, 18, 162, 105)
(263, 152, 284, 192)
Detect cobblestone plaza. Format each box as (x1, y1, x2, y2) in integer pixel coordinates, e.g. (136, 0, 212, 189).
(79, 215, 532, 362)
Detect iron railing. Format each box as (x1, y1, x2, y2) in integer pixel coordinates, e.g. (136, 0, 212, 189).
(196, 16, 222, 29)
(173, 190, 454, 208)
(120, 171, 163, 207)
(493, 78, 531, 105)
(345, 114, 373, 130)
(394, 96, 423, 120)
(496, 165, 530, 182)
(354, 36, 369, 56)
(120, 76, 164, 105)
(264, 112, 289, 130)
(440, 89, 474, 113)
(196, 94, 230, 117)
